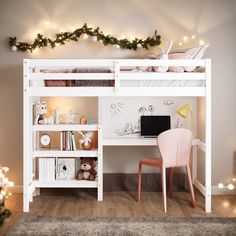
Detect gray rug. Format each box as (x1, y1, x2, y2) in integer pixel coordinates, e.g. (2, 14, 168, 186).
(6, 216, 236, 236)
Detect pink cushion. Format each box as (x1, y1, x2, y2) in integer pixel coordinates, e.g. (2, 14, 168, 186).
(168, 53, 192, 72)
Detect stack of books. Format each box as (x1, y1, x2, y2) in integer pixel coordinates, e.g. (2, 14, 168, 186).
(60, 131, 77, 151)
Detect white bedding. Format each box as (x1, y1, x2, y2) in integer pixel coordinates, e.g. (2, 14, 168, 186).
(120, 80, 205, 87)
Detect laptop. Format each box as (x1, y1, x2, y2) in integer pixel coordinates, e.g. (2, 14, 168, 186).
(141, 115, 171, 137)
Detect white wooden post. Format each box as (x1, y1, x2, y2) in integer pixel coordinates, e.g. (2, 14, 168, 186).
(23, 59, 30, 212)
(97, 125, 103, 201)
(114, 60, 120, 93)
(205, 59, 211, 213)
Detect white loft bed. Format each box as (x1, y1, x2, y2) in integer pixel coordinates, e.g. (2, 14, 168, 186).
(23, 58, 211, 213)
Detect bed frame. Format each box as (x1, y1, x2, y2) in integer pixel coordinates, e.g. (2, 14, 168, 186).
(23, 59, 211, 213)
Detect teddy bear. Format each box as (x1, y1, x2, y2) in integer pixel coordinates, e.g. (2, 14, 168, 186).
(77, 157, 97, 181)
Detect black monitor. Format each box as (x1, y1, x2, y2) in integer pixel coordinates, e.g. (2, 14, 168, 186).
(141, 116, 171, 137)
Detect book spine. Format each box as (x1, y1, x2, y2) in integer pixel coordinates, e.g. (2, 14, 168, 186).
(66, 131, 70, 151)
(63, 131, 66, 151)
(71, 132, 76, 150)
(60, 132, 63, 151)
(69, 132, 72, 150)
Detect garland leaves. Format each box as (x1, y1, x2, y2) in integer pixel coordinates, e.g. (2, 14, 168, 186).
(9, 23, 161, 52)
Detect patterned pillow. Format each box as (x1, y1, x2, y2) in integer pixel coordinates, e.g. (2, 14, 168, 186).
(169, 45, 209, 72)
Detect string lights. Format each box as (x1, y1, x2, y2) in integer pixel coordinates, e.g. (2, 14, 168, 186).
(8, 23, 161, 52)
(0, 166, 14, 225)
(218, 178, 236, 191)
(178, 34, 205, 47)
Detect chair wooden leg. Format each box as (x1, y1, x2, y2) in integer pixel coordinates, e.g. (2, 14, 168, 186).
(169, 168, 173, 199)
(162, 166, 167, 212)
(186, 165, 196, 208)
(137, 162, 142, 202)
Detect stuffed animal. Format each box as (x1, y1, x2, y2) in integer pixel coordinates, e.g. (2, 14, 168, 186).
(34, 101, 54, 125)
(77, 157, 97, 181)
(34, 101, 47, 125)
(153, 41, 173, 72)
(78, 131, 93, 150)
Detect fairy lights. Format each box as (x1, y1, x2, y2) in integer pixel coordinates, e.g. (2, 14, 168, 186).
(178, 34, 206, 47)
(9, 23, 161, 52)
(0, 166, 13, 225)
(218, 178, 236, 191)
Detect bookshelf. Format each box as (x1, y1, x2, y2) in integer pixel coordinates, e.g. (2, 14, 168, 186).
(27, 121, 103, 212)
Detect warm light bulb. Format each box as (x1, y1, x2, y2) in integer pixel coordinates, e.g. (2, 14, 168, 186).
(178, 42, 182, 46)
(8, 181, 14, 187)
(83, 34, 89, 40)
(199, 40, 204, 46)
(2, 167, 9, 172)
(183, 36, 188, 42)
(218, 183, 224, 189)
(137, 43, 142, 49)
(44, 21, 50, 26)
(227, 183, 235, 190)
(3, 178, 9, 184)
(191, 35, 196, 39)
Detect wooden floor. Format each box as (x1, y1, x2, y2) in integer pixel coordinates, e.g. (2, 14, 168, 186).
(1, 189, 236, 235)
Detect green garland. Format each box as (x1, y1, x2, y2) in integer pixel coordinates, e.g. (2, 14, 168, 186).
(0, 208, 11, 226)
(9, 23, 161, 52)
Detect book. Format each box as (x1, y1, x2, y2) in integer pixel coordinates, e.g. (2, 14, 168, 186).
(60, 132, 63, 151)
(71, 132, 77, 150)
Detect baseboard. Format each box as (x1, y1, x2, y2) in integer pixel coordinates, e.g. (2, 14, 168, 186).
(211, 185, 236, 195)
(11, 178, 236, 195)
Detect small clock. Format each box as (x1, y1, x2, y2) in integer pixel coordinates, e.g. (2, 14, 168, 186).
(40, 134, 51, 147)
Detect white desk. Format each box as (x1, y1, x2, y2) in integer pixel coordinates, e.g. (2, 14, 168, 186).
(103, 138, 200, 146)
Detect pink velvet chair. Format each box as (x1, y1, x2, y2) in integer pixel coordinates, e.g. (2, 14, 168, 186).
(137, 128, 196, 212)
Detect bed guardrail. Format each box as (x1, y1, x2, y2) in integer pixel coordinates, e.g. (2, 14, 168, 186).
(24, 59, 210, 97)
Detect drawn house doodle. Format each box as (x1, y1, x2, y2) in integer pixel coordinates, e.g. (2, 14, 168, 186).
(115, 105, 155, 136)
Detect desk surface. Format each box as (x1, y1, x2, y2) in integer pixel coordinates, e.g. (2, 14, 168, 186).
(103, 138, 200, 146)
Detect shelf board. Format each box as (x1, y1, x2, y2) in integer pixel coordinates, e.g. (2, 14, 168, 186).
(32, 179, 98, 188)
(33, 149, 98, 157)
(33, 124, 99, 131)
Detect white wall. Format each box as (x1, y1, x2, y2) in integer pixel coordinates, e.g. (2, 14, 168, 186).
(0, 0, 236, 187)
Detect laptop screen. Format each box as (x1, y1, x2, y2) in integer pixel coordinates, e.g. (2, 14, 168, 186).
(141, 116, 171, 137)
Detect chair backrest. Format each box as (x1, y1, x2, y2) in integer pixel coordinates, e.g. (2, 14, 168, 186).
(157, 128, 192, 168)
